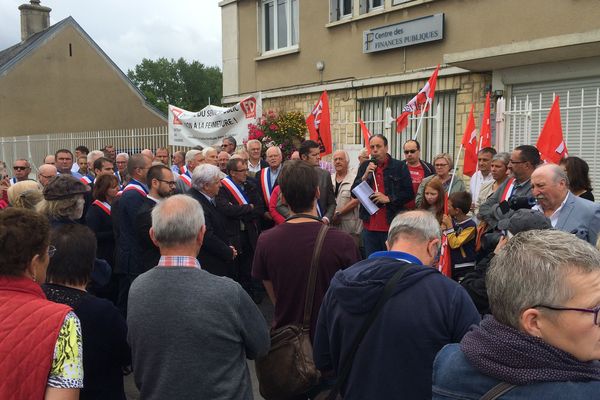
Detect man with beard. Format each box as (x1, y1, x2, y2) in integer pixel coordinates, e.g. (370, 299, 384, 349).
(134, 165, 177, 273)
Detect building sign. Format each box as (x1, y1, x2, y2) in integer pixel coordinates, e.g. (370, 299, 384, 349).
(363, 13, 443, 53)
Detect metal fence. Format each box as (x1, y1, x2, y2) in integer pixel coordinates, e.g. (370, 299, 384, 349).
(0, 126, 172, 172)
(504, 86, 600, 193)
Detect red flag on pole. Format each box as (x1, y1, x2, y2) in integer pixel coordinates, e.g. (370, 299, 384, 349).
(461, 104, 478, 177)
(438, 194, 452, 277)
(306, 91, 332, 156)
(478, 92, 492, 151)
(396, 65, 440, 133)
(358, 118, 371, 154)
(536, 96, 568, 164)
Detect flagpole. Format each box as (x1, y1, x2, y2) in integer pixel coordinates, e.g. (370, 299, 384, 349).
(447, 144, 464, 194)
(412, 97, 431, 142)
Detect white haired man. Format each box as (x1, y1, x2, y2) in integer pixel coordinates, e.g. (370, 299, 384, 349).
(37, 164, 58, 187)
(246, 139, 268, 176)
(314, 210, 480, 399)
(127, 195, 269, 399)
(175, 149, 204, 194)
(187, 164, 237, 277)
(202, 147, 219, 166)
(331, 150, 361, 245)
(531, 163, 600, 244)
(257, 146, 283, 228)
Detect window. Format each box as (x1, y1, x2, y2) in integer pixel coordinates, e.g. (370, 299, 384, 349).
(330, 0, 352, 21)
(262, 0, 298, 53)
(369, 0, 383, 10)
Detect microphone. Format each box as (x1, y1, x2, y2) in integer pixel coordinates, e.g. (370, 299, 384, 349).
(369, 156, 378, 166)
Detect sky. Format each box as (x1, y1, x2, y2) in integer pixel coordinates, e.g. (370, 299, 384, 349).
(0, 0, 223, 73)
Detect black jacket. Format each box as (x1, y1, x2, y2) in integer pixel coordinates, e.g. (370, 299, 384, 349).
(187, 188, 235, 277)
(352, 155, 414, 224)
(134, 197, 161, 274)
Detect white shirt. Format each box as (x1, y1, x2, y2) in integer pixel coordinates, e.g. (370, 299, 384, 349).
(248, 160, 262, 174)
(470, 170, 494, 203)
(532, 192, 570, 228)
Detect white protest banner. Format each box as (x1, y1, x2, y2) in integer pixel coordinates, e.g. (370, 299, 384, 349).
(168, 93, 262, 148)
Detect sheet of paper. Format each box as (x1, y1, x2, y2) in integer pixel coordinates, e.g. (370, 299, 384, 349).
(352, 181, 380, 216)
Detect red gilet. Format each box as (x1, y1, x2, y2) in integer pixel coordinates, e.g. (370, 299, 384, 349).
(0, 276, 71, 400)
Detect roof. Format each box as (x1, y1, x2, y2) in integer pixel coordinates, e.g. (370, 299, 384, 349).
(0, 16, 165, 119)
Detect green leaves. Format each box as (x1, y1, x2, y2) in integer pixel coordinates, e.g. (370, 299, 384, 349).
(127, 57, 223, 115)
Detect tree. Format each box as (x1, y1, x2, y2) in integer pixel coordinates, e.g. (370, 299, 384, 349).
(127, 57, 222, 115)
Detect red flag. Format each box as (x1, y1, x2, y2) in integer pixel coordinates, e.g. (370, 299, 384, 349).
(306, 91, 332, 156)
(536, 96, 568, 164)
(478, 92, 492, 151)
(358, 118, 371, 154)
(438, 194, 452, 277)
(396, 65, 440, 133)
(461, 104, 478, 177)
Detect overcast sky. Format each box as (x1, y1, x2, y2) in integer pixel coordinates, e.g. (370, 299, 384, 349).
(0, 0, 222, 73)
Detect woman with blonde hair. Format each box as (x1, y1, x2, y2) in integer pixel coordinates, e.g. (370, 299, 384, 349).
(415, 153, 465, 207)
(7, 180, 44, 209)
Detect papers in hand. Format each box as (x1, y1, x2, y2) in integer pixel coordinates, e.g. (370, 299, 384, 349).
(352, 181, 380, 215)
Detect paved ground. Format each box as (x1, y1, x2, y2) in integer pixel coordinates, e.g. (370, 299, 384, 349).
(125, 296, 274, 399)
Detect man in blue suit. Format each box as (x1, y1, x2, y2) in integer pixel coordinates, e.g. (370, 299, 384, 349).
(532, 163, 600, 245)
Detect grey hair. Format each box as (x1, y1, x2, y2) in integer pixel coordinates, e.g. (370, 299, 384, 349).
(191, 163, 221, 191)
(37, 195, 85, 220)
(246, 139, 261, 148)
(87, 150, 104, 163)
(433, 153, 453, 169)
(202, 147, 217, 158)
(185, 149, 201, 163)
(127, 154, 148, 176)
(539, 163, 570, 186)
(266, 146, 282, 156)
(492, 152, 510, 166)
(487, 229, 600, 330)
(116, 152, 129, 160)
(333, 150, 350, 162)
(387, 210, 441, 245)
(358, 148, 369, 157)
(151, 195, 205, 247)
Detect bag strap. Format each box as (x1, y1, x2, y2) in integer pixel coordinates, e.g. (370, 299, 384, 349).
(326, 263, 414, 400)
(479, 382, 517, 400)
(302, 224, 329, 328)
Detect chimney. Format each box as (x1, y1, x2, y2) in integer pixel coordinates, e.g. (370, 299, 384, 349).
(18, 0, 52, 41)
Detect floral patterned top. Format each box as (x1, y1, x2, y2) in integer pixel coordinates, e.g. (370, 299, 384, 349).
(47, 311, 84, 388)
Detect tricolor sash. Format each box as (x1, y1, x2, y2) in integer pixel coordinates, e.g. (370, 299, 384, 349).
(92, 200, 111, 216)
(179, 168, 192, 188)
(117, 179, 148, 197)
(9, 177, 16, 186)
(260, 168, 274, 204)
(316, 201, 323, 218)
(80, 176, 93, 185)
(221, 176, 249, 205)
(500, 178, 516, 202)
(114, 171, 123, 189)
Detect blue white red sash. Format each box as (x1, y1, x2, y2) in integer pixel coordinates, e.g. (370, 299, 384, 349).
(114, 171, 123, 189)
(9, 177, 16, 186)
(92, 200, 111, 216)
(221, 176, 249, 205)
(500, 178, 516, 202)
(179, 167, 192, 188)
(117, 179, 148, 197)
(80, 176, 93, 185)
(260, 168, 274, 204)
(316, 202, 322, 217)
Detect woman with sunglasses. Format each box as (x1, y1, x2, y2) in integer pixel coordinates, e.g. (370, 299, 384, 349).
(0, 208, 83, 400)
(415, 153, 465, 208)
(433, 230, 600, 399)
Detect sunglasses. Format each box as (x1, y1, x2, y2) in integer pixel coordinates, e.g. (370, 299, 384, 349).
(403, 149, 417, 154)
(13, 166, 28, 171)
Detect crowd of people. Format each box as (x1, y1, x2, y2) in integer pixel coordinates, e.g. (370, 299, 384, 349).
(1, 133, 600, 399)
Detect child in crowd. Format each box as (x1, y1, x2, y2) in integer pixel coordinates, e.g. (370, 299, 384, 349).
(441, 191, 477, 282)
(418, 176, 445, 224)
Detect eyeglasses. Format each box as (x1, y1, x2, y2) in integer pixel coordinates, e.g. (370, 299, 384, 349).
(533, 304, 600, 326)
(13, 166, 28, 171)
(48, 245, 56, 258)
(39, 174, 54, 179)
(157, 179, 176, 186)
(434, 163, 449, 168)
(404, 149, 418, 154)
(509, 160, 527, 164)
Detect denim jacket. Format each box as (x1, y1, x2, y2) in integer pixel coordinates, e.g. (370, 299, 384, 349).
(433, 344, 600, 399)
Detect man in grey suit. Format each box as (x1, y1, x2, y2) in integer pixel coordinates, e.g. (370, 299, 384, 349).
(531, 163, 600, 245)
(299, 140, 336, 223)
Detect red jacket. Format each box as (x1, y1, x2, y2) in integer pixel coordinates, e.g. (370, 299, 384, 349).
(0, 276, 71, 400)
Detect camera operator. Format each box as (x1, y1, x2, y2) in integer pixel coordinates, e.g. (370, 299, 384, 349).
(479, 145, 540, 230)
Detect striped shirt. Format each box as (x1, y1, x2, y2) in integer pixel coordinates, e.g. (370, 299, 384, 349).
(157, 256, 201, 269)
